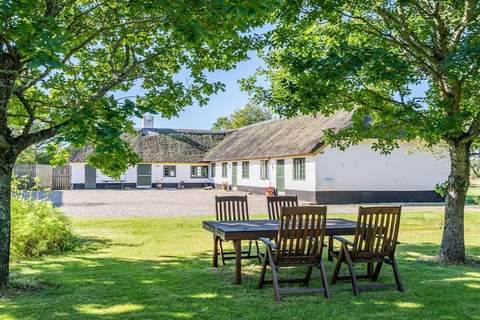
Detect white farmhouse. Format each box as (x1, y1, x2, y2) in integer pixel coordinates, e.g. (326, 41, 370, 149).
(69, 112, 450, 203)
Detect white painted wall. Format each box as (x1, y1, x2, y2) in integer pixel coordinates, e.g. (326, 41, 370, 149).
(282, 156, 316, 192)
(210, 157, 316, 192)
(70, 163, 210, 185)
(70, 163, 85, 184)
(71, 140, 448, 192)
(95, 166, 136, 183)
(211, 161, 231, 186)
(237, 160, 273, 189)
(152, 163, 210, 184)
(315, 141, 450, 191)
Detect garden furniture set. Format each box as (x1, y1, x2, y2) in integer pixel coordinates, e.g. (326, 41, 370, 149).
(203, 195, 404, 301)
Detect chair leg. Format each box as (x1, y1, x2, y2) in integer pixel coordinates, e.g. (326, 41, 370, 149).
(267, 248, 281, 302)
(367, 262, 374, 278)
(255, 241, 261, 263)
(391, 257, 405, 292)
(247, 241, 252, 256)
(371, 262, 383, 281)
(304, 266, 313, 286)
(344, 248, 359, 296)
(258, 252, 268, 289)
(319, 261, 331, 299)
(331, 246, 344, 285)
(219, 240, 226, 266)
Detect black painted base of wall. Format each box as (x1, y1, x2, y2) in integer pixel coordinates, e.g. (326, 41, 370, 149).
(314, 190, 443, 204)
(236, 185, 266, 195)
(221, 185, 443, 204)
(285, 189, 317, 203)
(72, 183, 443, 204)
(72, 182, 212, 189)
(158, 182, 212, 188)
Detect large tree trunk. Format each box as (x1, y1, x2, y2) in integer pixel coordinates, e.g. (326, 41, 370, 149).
(0, 155, 14, 288)
(440, 142, 471, 263)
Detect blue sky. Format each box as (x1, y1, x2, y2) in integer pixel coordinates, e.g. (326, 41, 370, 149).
(131, 50, 428, 130)
(132, 52, 263, 130)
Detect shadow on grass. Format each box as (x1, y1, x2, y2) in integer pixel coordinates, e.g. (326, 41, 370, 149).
(1, 240, 480, 320)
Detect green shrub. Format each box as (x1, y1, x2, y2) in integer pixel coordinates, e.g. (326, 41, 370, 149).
(472, 195, 480, 207)
(11, 196, 76, 257)
(435, 181, 448, 198)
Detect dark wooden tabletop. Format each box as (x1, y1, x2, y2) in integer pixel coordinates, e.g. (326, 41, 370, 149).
(203, 218, 358, 240)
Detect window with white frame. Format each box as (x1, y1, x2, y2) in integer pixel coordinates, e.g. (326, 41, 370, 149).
(260, 160, 269, 180)
(293, 158, 305, 180)
(163, 165, 176, 177)
(242, 161, 249, 179)
(210, 163, 216, 177)
(191, 165, 208, 178)
(221, 162, 228, 178)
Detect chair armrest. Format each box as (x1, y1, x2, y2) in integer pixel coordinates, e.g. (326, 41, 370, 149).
(333, 236, 354, 247)
(259, 237, 277, 249)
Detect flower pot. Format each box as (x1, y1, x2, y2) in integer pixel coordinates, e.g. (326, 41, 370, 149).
(265, 186, 274, 197)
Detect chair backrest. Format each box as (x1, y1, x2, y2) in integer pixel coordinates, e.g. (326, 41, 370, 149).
(215, 195, 249, 221)
(275, 206, 327, 263)
(267, 195, 298, 220)
(352, 206, 401, 259)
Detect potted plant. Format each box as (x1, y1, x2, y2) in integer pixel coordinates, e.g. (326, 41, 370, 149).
(265, 185, 275, 197)
(221, 181, 229, 191)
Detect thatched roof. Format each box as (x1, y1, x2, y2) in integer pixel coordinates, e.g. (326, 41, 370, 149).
(203, 112, 351, 161)
(70, 112, 351, 163)
(69, 129, 227, 163)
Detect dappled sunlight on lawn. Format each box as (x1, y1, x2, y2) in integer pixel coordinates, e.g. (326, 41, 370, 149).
(75, 303, 143, 315)
(394, 302, 424, 309)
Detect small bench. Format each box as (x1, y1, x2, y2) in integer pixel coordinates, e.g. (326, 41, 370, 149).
(103, 180, 125, 189)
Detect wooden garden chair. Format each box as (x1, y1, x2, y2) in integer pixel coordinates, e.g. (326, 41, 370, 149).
(267, 195, 298, 220)
(258, 206, 331, 302)
(214, 195, 260, 266)
(330, 206, 404, 295)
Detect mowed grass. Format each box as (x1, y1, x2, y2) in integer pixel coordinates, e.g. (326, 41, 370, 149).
(466, 186, 480, 204)
(1, 211, 480, 320)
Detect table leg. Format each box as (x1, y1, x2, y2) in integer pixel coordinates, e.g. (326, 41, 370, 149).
(233, 240, 242, 284)
(213, 236, 219, 268)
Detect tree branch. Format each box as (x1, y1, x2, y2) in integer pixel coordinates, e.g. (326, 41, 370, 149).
(464, 112, 480, 143)
(333, 7, 441, 79)
(15, 92, 35, 136)
(15, 28, 104, 94)
(451, 0, 479, 48)
(13, 120, 69, 154)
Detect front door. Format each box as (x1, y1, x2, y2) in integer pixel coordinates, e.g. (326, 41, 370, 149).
(232, 162, 237, 187)
(85, 165, 96, 189)
(137, 164, 152, 188)
(276, 159, 285, 194)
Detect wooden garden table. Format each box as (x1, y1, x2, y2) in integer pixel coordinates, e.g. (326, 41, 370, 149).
(202, 218, 358, 284)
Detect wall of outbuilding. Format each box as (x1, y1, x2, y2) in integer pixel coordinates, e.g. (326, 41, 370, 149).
(70, 163, 210, 188)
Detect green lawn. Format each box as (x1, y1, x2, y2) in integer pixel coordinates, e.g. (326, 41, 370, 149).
(466, 186, 480, 204)
(1, 211, 480, 320)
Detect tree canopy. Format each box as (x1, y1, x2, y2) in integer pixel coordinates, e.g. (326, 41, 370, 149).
(245, 0, 480, 263)
(0, 0, 278, 287)
(211, 103, 272, 130)
(1, 0, 277, 176)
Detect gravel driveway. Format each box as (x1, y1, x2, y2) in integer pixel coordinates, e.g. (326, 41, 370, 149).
(54, 189, 454, 217)
(59, 189, 275, 217)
